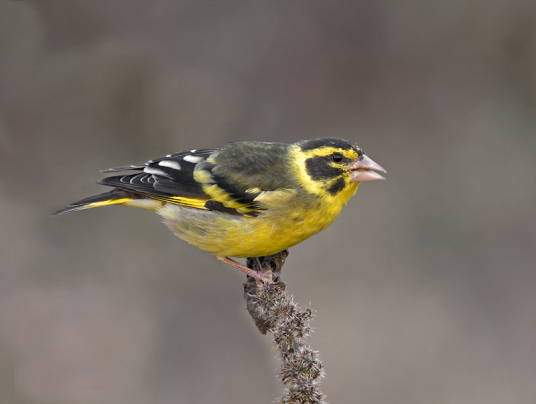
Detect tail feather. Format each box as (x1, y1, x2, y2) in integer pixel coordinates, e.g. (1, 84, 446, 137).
(52, 190, 134, 216)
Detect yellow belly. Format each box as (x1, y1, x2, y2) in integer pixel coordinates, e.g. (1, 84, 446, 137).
(156, 188, 355, 258)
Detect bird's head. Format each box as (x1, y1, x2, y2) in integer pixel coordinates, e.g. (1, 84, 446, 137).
(291, 137, 386, 199)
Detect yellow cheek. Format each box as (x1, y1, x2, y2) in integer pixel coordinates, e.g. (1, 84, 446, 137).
(288, 145, 357, 198)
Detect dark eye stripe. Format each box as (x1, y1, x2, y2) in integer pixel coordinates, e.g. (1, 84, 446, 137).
(305, 157, 345, 180)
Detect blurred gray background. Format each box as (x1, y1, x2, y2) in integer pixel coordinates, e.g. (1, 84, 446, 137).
(1, 1, 535, 403)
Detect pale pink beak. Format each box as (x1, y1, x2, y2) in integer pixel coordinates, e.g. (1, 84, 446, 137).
(349, 155, 387, 182)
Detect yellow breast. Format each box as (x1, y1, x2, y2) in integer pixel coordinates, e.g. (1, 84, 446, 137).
(157, 182, 358, 258)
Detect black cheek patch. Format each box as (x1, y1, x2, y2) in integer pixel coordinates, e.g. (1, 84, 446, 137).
(305, 157, 345, 180)
(327, 177, 347, 195)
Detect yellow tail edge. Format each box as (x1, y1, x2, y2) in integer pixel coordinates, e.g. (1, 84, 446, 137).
(52, 191, 133, 216)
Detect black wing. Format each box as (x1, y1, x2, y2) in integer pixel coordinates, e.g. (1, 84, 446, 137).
(100, 146, 268, 217)
(99, 149, 217, 209)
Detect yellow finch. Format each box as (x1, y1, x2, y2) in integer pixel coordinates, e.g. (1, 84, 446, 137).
(54, 138, 386, 281)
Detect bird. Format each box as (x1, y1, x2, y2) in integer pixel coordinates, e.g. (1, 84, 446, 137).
(53, 138, 386, 282)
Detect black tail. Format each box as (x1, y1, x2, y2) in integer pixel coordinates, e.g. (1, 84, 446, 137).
(52, 190, 135, 216)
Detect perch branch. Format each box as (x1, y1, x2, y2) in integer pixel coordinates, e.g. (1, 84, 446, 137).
(244, 251, 326, 404)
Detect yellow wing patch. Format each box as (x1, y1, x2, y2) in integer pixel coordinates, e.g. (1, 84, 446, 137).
(147, 194, 209, 210)
(203, 184, 254, 213)
(87, 195, 208, 211)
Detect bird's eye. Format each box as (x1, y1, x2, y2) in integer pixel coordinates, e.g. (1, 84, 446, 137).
(332, 152, 343, 163)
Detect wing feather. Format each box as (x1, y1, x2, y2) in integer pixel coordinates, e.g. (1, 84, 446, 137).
(98, 145, 289, 217)
(99, 149, 213, 204)
(98, 149, 254, 215)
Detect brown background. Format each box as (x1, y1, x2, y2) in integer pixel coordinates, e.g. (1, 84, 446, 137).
(1, 1, 535, 403)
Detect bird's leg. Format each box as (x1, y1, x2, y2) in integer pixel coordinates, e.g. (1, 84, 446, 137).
(216, 256, 273, 283)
